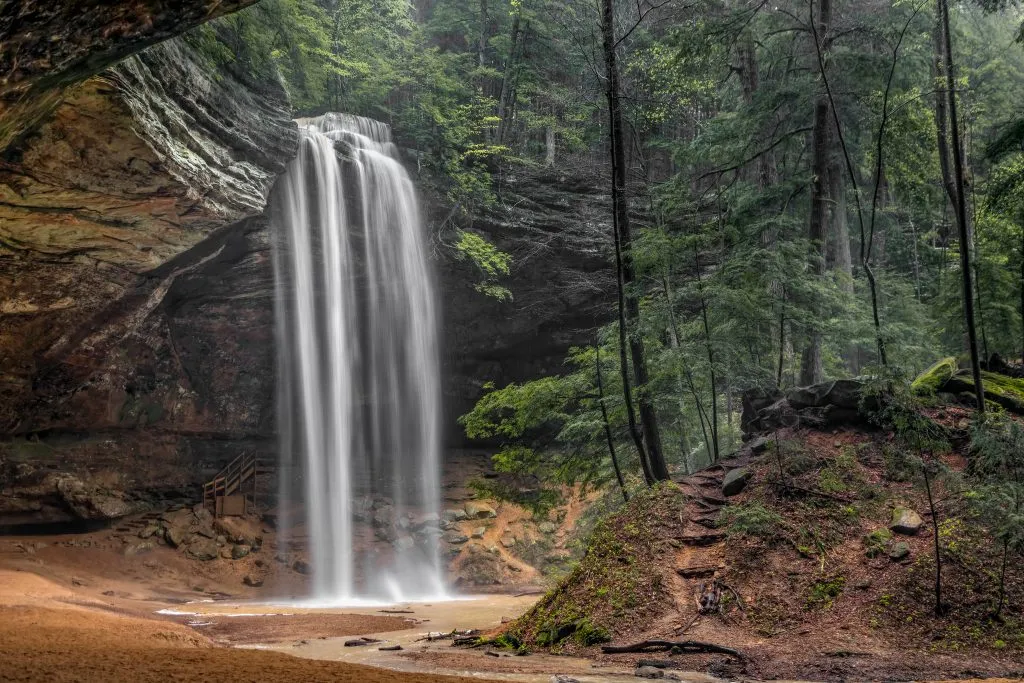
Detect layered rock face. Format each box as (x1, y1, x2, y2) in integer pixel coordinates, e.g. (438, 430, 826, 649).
(437, 168, 615, 435)
(0, 0, 260, 152)
(0, 31, 296, 525)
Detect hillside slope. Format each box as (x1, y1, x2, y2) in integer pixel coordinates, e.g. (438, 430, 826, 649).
(503, 387, 1024, 680)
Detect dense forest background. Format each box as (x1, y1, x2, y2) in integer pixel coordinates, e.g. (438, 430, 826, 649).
(202, 0, 1024, 500)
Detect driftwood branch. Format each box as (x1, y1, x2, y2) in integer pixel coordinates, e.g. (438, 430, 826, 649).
(601, 640, 744, 658)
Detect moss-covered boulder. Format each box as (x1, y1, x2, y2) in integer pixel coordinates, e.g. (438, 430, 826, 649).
(946, 370, 1024, 414)
(911, 357, 958, 396)
(501, 483, 686, 651)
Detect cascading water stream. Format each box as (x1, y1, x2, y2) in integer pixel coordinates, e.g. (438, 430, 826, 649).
(272, 113, 445, 604)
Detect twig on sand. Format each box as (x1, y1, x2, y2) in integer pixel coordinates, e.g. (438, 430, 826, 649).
(674, 613, 701, 635)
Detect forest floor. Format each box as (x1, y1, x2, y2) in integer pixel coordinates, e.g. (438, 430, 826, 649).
(501, 405, 1024, 681)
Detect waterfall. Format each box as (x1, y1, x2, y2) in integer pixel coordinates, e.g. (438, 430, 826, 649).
(272, 113, 444, 604)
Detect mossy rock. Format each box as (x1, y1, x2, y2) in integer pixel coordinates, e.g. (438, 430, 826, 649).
(911, 357, 957, 396)
(946, 370, 1024, 414)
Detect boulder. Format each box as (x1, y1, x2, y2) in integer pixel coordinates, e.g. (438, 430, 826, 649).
(500, 534, 516, 548)
(186, 539, 219, 561)
(787, 379, 865, 410)
(54, 475, 138, 520)
(373, 506, 395, 529)
(722, 468, 751, 497)
(465, 502, 498, 519)
(230, 544, 250, 560)
(890, 508, 924, 536)
(393, 536, 416, 553)
(538, 521, 557, 534)
(887, 542, 911, 561)
(413, 512, 441, 529)
(443, 508, 468, 522)
(445, 532, 470, 545)
(243, 574, 264, 588)
(123, 540, 155, 557)
(471, 527, 486, 539)
(911, 357, 958, 396)
(292, 559, 311, 575)
(164, 526, 188, 549)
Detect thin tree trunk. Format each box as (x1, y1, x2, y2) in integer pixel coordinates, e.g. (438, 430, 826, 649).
(694, 247, 720, 462)
(777, 289, 787, 388)
(939, 0, 985, 413)
(596, 344, 629, 502)
(601, 0, 668, 481)
(923, 463, 945, 616)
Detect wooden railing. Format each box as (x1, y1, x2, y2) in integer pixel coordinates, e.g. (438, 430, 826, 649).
(202, 453, 273, 517)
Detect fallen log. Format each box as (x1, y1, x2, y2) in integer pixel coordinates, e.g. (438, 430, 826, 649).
(600, 640, 743, 659)
(344, 637, 381, 647)
(452, 635, 482, 646)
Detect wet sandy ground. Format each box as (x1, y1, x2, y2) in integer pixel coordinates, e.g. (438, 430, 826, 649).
(0, 569, 493, 683)
(174, 595, 719, 683)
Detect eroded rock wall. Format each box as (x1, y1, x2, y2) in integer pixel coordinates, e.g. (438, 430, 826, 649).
(437, 168, 615, 437)
(0, 0, 261, 152)
(0, 30, 296, 524)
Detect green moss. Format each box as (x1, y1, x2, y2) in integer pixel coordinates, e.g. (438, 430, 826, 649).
(978, 371, 1024, 413)
(807, 575, 846, 609)
(719, 501, 786, 539)
(864, 528, 893, 558)
(911, 357, 957, 396)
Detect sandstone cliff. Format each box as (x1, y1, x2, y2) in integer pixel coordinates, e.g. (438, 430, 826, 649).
(0, 27, 296, 525)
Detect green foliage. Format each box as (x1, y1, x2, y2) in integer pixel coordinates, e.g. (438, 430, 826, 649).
(969, 415, 1024, 560)
(454, 230, 512, 300)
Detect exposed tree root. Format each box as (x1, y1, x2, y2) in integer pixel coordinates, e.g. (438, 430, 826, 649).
(600, 639, 744, 658)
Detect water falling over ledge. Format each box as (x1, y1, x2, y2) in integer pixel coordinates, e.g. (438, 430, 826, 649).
(271, 113, 445, 605)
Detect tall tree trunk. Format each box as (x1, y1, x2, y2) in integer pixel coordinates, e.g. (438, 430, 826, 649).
(495, 10, 522, 144)
(939, 0, 984, 413)
(800, 0, 832, 387)
(932, 17, 964, 239)
(601, 0, 669, 481)
(828, 160, 853, 290)
(545, 123, 556, 167)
